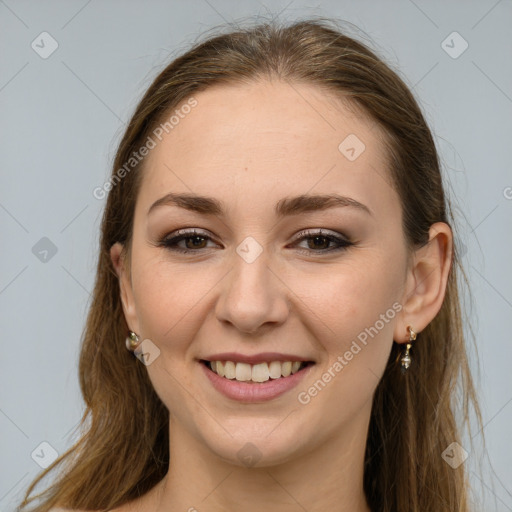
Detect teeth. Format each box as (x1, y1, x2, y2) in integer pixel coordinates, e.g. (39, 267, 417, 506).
(252, 363, 270, 382)
(281, 361, 292, 377)
(207, 360, 309, 382)
(224, 361, 236, 380)
(268, 361, 282, 379)
(235, 362, 252, 381)
(291, 361, 301, 374)
(216, 361, 225, 377)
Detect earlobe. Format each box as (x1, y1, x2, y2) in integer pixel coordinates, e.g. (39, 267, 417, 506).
(394, 222, 453, 343)
(110, 242, 139, 333)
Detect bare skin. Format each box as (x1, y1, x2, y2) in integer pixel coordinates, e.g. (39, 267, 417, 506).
(109, 79, 452, 512)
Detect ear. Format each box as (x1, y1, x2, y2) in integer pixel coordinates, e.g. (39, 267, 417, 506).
(110, 242, 140, 334)
(393, 222, 453, 343)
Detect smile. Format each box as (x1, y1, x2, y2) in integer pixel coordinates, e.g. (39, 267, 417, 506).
(201, 359, 314, 383)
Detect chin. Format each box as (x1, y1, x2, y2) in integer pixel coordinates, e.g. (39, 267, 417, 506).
(200, 419, 310, 469)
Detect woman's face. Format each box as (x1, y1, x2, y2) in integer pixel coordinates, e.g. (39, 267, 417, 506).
(113, 80, 410, 466)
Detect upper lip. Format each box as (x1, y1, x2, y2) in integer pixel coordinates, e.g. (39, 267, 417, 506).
(199, 352, 315, 365)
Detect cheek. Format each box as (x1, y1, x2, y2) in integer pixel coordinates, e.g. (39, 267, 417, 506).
(299, 252, 404, 342)
(131, 255, 224, 354)
(293, 250, 406, 419)
(130, 261, 215, 412)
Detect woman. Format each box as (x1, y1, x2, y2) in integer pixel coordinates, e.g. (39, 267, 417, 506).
(19, 17, 482, 512)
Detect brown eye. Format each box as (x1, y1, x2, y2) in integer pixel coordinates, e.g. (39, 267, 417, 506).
(159, 229, 218, 254)
(293, 229, 353, 255)
(184, 235, 208, 249)
(306, 235, 331, 250)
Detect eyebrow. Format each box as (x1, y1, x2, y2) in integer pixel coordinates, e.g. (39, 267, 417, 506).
(147, 192, 372, 217)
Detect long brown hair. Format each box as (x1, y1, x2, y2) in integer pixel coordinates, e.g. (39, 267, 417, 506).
(19, 17, 482, 512)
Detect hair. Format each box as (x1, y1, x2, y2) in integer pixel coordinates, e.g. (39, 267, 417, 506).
(19, 16, 482, 512)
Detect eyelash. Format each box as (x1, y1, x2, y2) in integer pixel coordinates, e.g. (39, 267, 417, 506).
(158, 228, 353, 255)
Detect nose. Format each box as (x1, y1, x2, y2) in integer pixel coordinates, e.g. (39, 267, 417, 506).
(215, 250, 289, 334)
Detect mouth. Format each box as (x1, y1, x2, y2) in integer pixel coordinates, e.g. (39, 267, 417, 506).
(200, 359, 315, 384)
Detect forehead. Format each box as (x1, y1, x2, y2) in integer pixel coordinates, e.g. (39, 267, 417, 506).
(137, 80, 398, 218)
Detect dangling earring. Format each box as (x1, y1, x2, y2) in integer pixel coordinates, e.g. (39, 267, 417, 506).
(400, 326, 416, 373)
(125, 331, 141, 352)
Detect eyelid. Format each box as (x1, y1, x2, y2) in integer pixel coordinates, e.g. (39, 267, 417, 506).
(293, 228, 350, 242)
(167, 228, 213, 239)
(157, 229, 221, 255)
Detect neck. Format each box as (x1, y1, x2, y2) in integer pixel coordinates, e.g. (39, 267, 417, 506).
(149, 407, 372, 512)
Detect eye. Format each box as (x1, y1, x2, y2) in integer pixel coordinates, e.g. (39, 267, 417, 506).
(158, 229, 219, 254)
(158, 228, 353, 255)
(291, 229, 353, 254)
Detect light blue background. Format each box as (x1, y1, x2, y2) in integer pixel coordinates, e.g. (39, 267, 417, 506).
(1, 1, 511, 510)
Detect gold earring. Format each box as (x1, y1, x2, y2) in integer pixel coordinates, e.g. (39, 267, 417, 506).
(400, 326, 416, 373)
(125, 331, 141, 352)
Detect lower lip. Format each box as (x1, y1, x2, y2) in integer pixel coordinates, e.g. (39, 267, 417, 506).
(200, 362, 314, 403)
